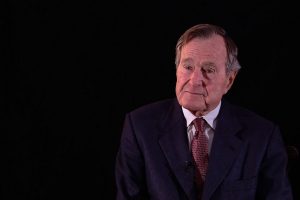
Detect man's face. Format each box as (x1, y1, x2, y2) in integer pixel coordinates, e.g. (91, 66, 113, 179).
(175, 35, 237, 116)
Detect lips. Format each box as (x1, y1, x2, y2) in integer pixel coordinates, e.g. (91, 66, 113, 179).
(187, 91, 203, 95)
(184, 89, 205, 94)
(183, 90, 208, 97)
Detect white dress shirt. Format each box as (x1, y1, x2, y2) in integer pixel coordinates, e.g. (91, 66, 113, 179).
(182, 101, 221, 154)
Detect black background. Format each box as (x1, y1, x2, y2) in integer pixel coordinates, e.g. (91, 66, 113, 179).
(3, 0, 300, 199)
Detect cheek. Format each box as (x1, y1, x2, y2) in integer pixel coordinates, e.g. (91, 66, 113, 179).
(176, 74, 185, 94)
(176, 75, 186, 89)
(208, 80, 228, 95)
(175, 79, 182, 95)
(176, 71, 188, 83)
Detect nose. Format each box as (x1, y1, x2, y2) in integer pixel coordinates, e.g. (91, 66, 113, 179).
(190, 69, 204, 85)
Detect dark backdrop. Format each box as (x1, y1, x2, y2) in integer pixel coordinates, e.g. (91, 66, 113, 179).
(3, 0, 299, 199)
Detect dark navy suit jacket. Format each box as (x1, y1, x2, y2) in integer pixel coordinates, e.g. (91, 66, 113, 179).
(115, 98, 293, 200)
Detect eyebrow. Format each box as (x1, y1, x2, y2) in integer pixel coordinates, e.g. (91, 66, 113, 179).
(181, 59, 216, 67)
(201, 62, 216, 68)
(181, 58, 193, 64)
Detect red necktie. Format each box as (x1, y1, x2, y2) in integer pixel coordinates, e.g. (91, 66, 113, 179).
(191, 118, 209, 197)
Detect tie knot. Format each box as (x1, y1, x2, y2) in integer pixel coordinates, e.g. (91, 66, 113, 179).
(193, 118, 205, 133)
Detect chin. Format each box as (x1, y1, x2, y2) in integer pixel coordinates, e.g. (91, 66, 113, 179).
(180, 98, 207, 112)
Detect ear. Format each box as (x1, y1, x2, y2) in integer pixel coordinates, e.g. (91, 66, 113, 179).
(224, 70, 238, 94)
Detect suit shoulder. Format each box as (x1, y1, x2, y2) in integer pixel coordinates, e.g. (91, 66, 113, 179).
(225, 101, 277, 128)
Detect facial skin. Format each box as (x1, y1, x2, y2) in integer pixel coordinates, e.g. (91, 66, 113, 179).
(175, 35, 237, 117)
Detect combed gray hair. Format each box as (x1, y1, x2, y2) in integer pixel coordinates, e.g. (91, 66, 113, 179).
(175, 24, 241, 74)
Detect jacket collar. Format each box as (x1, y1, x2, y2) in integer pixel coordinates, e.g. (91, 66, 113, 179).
(158, 99, 196, 199)
(202, 100, 243, 200)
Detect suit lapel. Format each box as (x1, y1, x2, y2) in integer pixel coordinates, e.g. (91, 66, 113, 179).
(158, 100, 195, 199)
(202, 101, 243, 200)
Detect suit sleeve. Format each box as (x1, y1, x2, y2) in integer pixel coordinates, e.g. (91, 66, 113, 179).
(256, 125, 293, 200)
(115, 113, 148, 200)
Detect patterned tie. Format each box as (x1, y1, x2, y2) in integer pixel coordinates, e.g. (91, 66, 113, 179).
(191, 118, 209, 197)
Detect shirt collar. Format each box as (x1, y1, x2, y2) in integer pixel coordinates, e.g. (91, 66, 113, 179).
(182, 101, 222, 130)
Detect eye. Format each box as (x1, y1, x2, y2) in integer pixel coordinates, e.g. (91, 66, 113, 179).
(206, 67, 215, 74)
(202, 66, 216, 74)
(183, 65, 193, 71)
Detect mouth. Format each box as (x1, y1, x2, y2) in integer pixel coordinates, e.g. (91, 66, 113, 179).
(187, 91, 203, 95)
(185, 91, 207, 96)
